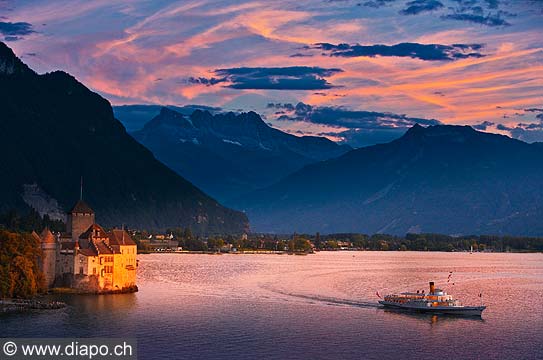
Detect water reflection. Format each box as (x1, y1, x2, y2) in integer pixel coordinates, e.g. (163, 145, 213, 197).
(382, 308, 485, 325)
(1, 252, 541, 360)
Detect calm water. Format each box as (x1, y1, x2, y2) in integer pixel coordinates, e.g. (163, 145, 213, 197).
(1, 252, 542, 359)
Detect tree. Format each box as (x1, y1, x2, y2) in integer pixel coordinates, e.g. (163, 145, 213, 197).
(326, 240, 338, 250)
(314, 232, 322, 249)
(207, 237, 225, 252)
(0, 208, 65, 233)
(0, 230, 46, 298)
(183, 228, 193, 241)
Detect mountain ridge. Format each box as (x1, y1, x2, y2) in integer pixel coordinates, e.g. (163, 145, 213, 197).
(131, 106, 351, 202)
(0, 41, 248, 234)
(234, 124, 543, 236)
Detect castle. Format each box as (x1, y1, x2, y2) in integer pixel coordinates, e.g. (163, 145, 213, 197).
(34, 199, 138, 293)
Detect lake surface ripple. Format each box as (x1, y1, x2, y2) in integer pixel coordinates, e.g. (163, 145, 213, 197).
(1, 252, 542, 360)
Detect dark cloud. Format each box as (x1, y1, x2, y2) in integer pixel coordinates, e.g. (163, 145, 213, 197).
(0, 21, 34, 36)
(268, 102, 295, 111)
(189, 67, 343, 90)
(440, 13, 510, 26)
(484, 0, 499, 9)
(280, 102, 441, 128)
(442, 0, 513, 26)
(496, 124, 512, 131)
(495, 112, 543, 142)
(289, 53, 314, 58)
(313, 42, 485, 61)
(517, 121, 543, 130)
(509, 127, 543, 143)
(188, 76, 228, 86)
(362, 0, 397, 7)
(271, 102, 441, 146)
(3, 36, 20, 41)
(400, 0, 444, 15)
(472, 121, 494, 130)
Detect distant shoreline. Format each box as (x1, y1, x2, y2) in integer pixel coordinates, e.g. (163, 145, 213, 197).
(138, 249, 542, 255)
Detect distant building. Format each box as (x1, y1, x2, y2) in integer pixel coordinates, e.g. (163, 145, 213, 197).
(146, 238, 179, 252)
(34, 199, 138, 293)
(337, 241, 353, 250)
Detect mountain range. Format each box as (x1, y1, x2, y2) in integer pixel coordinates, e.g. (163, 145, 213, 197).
(234, 124, 543, 236)
(113, 104, 222, 132)
(0, 42, 247, 234)
(130, 107, 351, 202)
(3, 40, 543, 237)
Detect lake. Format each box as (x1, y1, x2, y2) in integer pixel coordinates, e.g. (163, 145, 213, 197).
(1, 252, 542, 359)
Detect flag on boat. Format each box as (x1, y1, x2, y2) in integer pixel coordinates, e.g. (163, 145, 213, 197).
(376, 291, 382, 299)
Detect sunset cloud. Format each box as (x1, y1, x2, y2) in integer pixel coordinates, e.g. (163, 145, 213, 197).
(400, 0, 444, 15)
(269, 101, 442, 146)
(189, 67, 344, 90)
(2, 0, 542, 143)
(0, 21, 34, 41)
(313, 42, 485, 61)
(440, 13, 510, 26)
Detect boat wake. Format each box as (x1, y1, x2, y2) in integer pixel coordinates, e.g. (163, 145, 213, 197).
(260, 284, 381, 309)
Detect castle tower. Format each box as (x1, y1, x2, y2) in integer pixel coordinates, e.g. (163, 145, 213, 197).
(39, 228, 57, 288)
(67, 200, 95, 241)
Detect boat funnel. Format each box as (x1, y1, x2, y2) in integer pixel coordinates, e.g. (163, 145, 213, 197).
(429, 281, 435, 294)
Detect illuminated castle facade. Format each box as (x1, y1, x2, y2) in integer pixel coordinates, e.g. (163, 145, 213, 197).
(35, 200, 138, 293)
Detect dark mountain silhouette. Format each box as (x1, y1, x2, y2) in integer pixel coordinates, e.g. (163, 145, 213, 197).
(131, 107, 351, 202)
(113, 104, 222, 132)
(235, 124, 543, 236)
(0, 42, 247, 234)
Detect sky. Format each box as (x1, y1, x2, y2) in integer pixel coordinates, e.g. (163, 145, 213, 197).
(1, 0, 542, 146)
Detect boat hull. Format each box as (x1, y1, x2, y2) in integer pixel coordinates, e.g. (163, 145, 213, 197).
(379, 301, 486, 316)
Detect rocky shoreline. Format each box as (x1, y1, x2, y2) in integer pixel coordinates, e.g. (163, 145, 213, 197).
(0, 299, 66, 313)
(50, 285, 139, 295)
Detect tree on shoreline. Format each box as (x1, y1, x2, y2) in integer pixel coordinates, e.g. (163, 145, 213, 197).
(0, 230, 46, 298)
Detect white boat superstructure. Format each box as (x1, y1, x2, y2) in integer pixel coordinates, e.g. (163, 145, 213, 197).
(379, 282, 486, 316)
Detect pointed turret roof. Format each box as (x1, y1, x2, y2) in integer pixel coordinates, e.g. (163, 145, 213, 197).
(40, 228, 56, 244)
(69, 200, 94, 214)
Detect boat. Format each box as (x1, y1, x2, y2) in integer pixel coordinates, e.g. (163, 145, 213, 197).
(378, 282, 486, 316)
